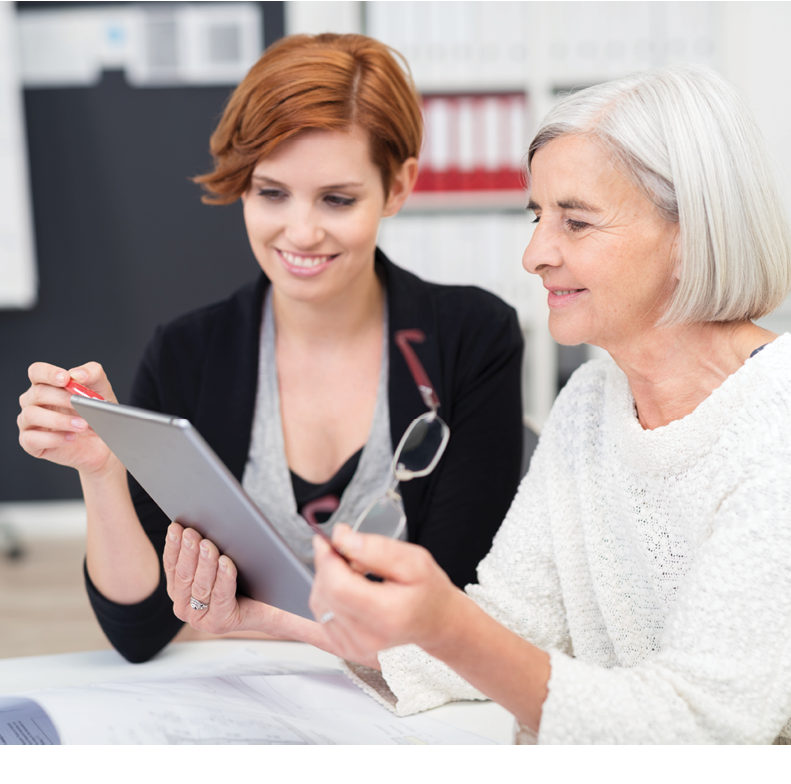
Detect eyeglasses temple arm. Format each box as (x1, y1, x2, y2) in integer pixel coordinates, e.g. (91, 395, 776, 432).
(394, 329, 440, 410)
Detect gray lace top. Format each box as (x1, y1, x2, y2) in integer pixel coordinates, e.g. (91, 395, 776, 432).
(241, 288, 401, 566)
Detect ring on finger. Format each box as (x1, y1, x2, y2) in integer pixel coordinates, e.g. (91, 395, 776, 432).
(319, 610, 335, 624)
(190, 596, 209, 611)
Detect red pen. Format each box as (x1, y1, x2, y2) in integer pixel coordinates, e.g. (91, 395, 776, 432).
(66, 379, 105, 401)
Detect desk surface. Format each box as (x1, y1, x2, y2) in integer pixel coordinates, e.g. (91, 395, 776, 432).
(0, 640, 514, 744)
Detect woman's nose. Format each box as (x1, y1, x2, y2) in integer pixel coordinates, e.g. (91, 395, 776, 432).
(284, 207, 326, 249)
(522, 221, 561, 276)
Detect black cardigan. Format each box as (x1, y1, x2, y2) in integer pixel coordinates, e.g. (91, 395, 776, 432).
(86, 250, 524, 662)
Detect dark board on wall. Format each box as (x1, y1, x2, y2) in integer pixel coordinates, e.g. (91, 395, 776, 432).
(2, 2, 284, 501)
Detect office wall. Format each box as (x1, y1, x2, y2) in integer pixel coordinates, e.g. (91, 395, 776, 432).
(1, 2, 285, 503)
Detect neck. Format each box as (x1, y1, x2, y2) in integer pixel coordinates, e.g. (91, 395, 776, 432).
(601, 320, 777, 430)
(271, 266, 384, 346)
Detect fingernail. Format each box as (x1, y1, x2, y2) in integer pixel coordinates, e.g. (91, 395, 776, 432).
(55, 372, 66, 384)
(168, 528, 178, 542)
(200, 542, 209, 556)
(71, 418, 88, 430)
(71, 369, 87, 381)
(183, 538, 193, 549)
(64, 433, 76, 442)
(219, 557, 228, 572)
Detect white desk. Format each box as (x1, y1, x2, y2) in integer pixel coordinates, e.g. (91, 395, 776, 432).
(0, 640, 514, 744)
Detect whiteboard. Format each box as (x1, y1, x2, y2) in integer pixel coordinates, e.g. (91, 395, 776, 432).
(0, 3, 37, 309)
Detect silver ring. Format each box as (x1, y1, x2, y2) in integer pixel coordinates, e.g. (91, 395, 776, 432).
(319, 610, 335, 624)
(190, 596, 209, 611)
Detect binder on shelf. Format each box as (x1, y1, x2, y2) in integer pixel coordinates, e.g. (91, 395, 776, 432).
(416, 92, 529, 194)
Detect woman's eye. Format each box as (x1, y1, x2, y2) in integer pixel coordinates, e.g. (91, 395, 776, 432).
(258, 188, 286, 201)
(325, 194, 356, 207)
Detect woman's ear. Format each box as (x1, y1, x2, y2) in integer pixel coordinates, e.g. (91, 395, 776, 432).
(383, 157, 419, 217)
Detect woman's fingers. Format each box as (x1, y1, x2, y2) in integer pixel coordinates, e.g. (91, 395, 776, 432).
(170, 527, 203, 620)
(27, 362, 70, 388)
(212, 555, 239, 608)
(66, 362, 117, 402)
(310, 535, 389, 631)
(190, 538, 219, 608)
(163, 522, 184, 599)
(18, 361, 116, 472)
(164, 524, 246, 634)
(311, 527, 457, 657)
(331, 523, 437, 585)
(18, 396, 88, 433)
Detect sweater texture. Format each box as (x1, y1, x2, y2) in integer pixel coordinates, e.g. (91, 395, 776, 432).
(346, 334, 791, 744)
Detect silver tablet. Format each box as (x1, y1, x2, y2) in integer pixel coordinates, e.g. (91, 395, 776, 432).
(71, 396, 314, 620)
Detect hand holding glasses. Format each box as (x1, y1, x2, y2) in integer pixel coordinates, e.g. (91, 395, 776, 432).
(305, 328, 450, 554)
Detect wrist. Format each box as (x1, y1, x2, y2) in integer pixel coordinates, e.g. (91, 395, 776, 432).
(419, 585, 476, 658)
(79, 451, 124, 483)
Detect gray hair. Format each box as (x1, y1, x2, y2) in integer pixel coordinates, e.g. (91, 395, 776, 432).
(527, 64, 791, 325)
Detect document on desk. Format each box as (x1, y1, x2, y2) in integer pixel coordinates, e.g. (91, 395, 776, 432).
(0, 697, 60, 745)
(11, 650, 497, 745)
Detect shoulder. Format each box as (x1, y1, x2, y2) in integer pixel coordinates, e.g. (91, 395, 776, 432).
(722, 332, 791, 451)
(132, 276, 265, 415)
(386, 256, 518, 323)
(380, 250, 521, 357)
(743, 332, 791, 395)
(136, 275, 264, 393)
(144, 276, 265, 364)
(154, 276, 264, 345)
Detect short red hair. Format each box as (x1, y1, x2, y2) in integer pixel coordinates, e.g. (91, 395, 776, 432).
(195, 33, 423, 204)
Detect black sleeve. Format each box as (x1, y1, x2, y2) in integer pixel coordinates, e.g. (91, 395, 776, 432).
(410, 294, 524, 588)
(84, 326, 192, 663)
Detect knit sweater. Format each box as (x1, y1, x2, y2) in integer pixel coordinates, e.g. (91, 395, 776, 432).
(344, 334, 791, 744)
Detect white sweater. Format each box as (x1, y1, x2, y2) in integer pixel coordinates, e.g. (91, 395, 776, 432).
(344, 334, 791, 743)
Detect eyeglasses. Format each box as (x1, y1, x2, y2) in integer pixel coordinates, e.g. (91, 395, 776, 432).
(306, 328, 450, 547)
(352, 329, 450, 539)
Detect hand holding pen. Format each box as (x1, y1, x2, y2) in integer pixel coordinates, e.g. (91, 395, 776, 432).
(18, 362, 117, 475)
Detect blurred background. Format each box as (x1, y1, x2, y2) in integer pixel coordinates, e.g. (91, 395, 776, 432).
(2, 1, 790, 657)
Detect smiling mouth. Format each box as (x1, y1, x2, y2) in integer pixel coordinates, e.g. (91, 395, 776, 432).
(551, 289, 584, 296)
(279, 249, 338, 268)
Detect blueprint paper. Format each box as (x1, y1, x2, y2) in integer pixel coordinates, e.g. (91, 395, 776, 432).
(17, 650, 496, 745)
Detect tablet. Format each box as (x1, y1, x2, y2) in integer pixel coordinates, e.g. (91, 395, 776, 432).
(71, 396, 315, 620)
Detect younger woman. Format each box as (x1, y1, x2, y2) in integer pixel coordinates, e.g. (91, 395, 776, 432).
(18, 34, 524, 663)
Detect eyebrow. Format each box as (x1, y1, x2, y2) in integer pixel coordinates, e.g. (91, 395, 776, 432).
(527, 198, 603, 213)
(250, 174, 365, 190)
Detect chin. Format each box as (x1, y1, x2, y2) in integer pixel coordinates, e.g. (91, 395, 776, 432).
(548, 323, 586, 347)
(547, 311, 602, 347)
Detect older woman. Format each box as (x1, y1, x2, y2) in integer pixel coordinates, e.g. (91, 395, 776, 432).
(153, 63, 791, 743)
(305, 64, 791, 744)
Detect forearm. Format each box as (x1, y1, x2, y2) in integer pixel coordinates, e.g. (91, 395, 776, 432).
(422, 590, 550, 732)
(82, 456, 160, 604)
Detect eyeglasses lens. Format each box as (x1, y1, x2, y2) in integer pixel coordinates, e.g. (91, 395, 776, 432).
(398, 417, 447, 473)
(354, 495, 406, 538)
